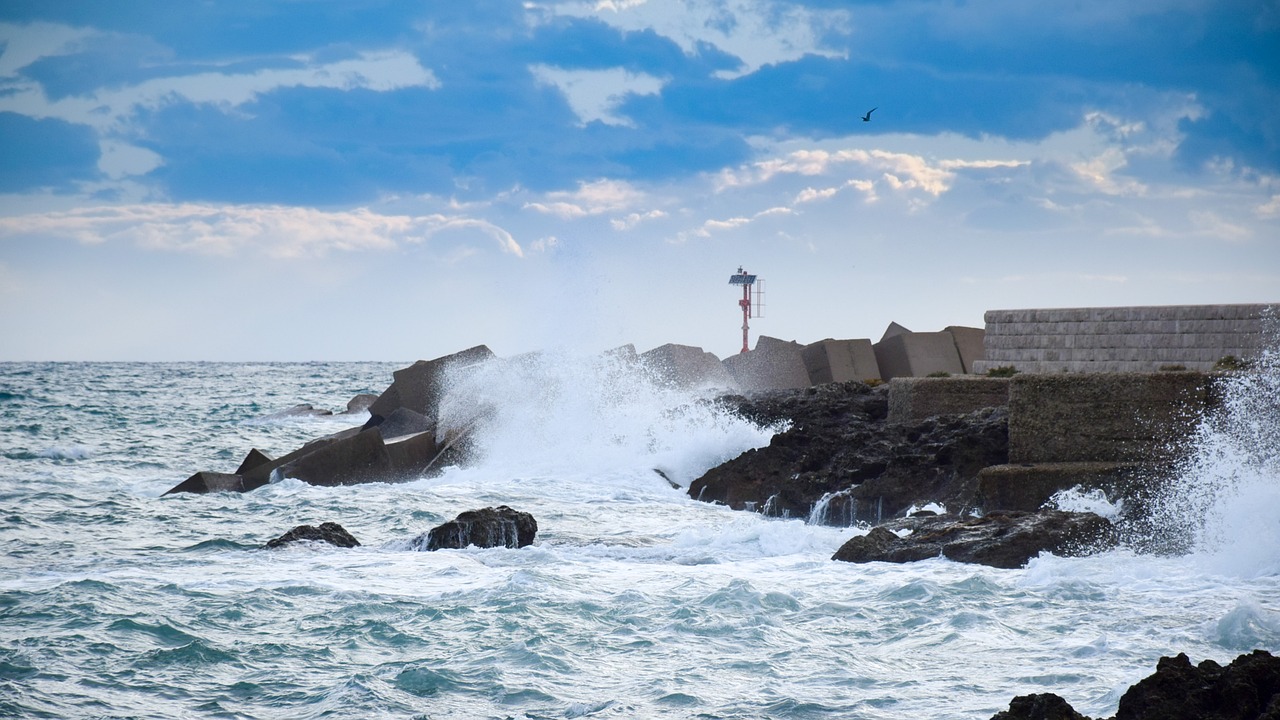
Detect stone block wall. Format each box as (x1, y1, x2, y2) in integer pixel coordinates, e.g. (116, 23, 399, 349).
(973, 304, 1277, 374)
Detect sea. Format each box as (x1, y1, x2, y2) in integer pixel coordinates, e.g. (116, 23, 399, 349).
(1, 347, 1278, 719)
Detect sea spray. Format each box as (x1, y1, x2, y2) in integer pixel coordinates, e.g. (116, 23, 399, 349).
(1145, 317, 1280, 576)
(433, 349, 776, 486)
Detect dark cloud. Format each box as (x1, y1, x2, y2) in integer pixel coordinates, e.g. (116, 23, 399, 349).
(0, 112, 99, 192)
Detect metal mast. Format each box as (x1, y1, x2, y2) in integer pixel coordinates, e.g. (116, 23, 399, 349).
(728, 266, 758, 354)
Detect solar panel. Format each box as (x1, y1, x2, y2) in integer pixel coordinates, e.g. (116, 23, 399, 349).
(728, 274, 757, 285)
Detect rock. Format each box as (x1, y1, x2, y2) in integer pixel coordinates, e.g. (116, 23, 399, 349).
(1114, 650, 1280, 720)
(262, 403, 332, 419)
(831, 510, 1117, 569)
(991, 693, 1091, 720)
(987, 650, 1280, 720)
(341, 393, 378, 414)
(690, 383, 1008, 523)
(413, 506, 538, 551)
(264, 522, 360, 549)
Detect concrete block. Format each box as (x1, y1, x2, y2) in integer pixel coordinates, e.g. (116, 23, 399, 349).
(945, 326, 985, 374)
(163, 471, 262, 495)
(886, 377, 1011, 423)
(367, 345, 495, 424)
(880, 321, 912, 341)
(234, 448, 273, 475)
(277, 427, 394, 487)
(976, 462, 1154, 513)
(873, 331, 965, 380)
(640, 343, 738, 392)
(1007, 372, 1216, 464)
(722, 335, 812, 392)
(801, 338, 882, 384)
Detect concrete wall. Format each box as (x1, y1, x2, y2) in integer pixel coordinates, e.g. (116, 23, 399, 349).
(801, 338, 882, 384)
(1007, 371, 1216, 464)
(974, 304, 1278, 374)
(886, 376, 1011, 424)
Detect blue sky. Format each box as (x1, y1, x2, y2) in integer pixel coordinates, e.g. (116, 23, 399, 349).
(1, 0, 1277, 361)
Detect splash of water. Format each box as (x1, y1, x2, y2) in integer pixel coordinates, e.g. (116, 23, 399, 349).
(1147, 317, 1280, 576)
(433, 349, 774, 486)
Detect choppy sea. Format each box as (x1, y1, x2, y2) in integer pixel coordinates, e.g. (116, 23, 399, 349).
(2, 353, 1278, 719)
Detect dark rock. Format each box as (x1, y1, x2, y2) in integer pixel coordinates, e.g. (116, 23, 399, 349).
(832, 510, 1117, 569)
(690, 382, 1008, 523)
(263, 403, 332, 419)
(265, 522, 360, 549)
(413, 506, 537, 551)
(342, 393, 378, 415)
(991, 693, 1091, 720)
(988, 650, 1280, 720)
(1114, 650, 1280, 720)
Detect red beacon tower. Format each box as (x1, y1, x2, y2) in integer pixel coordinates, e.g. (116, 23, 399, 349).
(728, 266, 765, 353)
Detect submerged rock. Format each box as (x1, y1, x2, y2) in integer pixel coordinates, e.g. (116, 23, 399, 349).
(988, 650, 1280, 720)
(831, 509, 1117, 569)
(413, 506, 537, 551)
(265, 522, 360, 549)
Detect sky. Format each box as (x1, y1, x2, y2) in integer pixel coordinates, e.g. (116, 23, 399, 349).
(1, 0, 1277, 361)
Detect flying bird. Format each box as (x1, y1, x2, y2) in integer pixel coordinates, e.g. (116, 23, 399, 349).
(861, 107, 877, 122)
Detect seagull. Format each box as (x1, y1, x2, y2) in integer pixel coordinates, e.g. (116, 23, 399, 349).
(861, 107, 877, 122)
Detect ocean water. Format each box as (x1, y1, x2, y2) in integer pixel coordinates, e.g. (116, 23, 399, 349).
(1, 353, 1278, 719)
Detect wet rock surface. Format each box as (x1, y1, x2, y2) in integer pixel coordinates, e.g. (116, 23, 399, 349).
(690, 382, 1009, 523)
(989, 650, 1280, 720)
(264, 522, 361, 549)
(831, 509, 1118, 569)
(414, 506, 538, 551)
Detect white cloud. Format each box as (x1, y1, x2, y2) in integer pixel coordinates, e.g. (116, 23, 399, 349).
(529, 64, 665, 126)
(524, 178, 648, 218)
(1257, 195, 1280, 219)
(1188, 210, 1252, 243)
(549, 0, 848, 78)
(97, 140, 164, 179)
(0, 22, 95, 78)
(611, 209, 667, 230)
(718, 148, 958, 197)
(0, 203, 523, 259)
(0, 47, 439, 133)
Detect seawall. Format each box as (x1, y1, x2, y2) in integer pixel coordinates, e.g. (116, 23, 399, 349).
(973, 303, 1277, 374)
